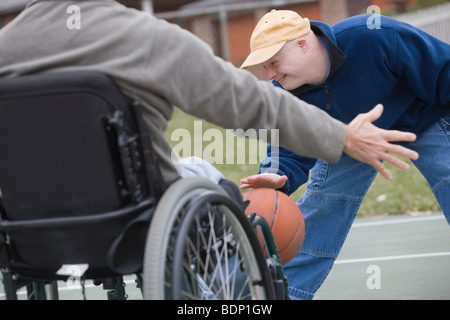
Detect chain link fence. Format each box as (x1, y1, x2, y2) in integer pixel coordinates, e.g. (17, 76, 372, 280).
(396, 2, 450, 43)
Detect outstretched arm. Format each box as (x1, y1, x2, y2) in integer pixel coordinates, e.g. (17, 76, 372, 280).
(241, 104, 419, 190)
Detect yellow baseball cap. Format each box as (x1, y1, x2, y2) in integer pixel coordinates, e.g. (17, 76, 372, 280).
(240, 10, 311, 69)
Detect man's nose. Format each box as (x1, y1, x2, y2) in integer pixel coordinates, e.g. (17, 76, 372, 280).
(265, 68, 277, 81)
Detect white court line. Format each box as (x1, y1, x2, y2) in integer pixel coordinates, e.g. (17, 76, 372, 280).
(352, 214, 445, 228)
(335, 252, 450, 265)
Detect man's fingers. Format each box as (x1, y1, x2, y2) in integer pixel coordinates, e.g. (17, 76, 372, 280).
(240, 175, 257, 183)
(240, 183, 252, 190)
(372, 146, 416, 180)
(384, 130, 417, 143)
(371, 160, 393, 180)
(365, 104, 384, 123)
(380, 152, 411, 171)
(240, 173, 287, 189)
(384, 142, 419, 161)
(345, 104, 419, 180)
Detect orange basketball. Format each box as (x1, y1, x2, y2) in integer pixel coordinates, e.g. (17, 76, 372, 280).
(243, 188, 305, 265)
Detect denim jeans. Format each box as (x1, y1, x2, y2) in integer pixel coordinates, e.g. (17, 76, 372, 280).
(283, 114, 450, 300)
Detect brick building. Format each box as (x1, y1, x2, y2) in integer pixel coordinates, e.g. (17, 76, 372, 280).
(154, 0, 419, 65)
(0, 0, 429, 66)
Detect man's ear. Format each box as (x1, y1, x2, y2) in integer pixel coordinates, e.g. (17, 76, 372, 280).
(296, 38, 308, 53)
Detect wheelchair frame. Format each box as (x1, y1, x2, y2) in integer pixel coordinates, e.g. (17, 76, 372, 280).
(0, 71, 289, 300)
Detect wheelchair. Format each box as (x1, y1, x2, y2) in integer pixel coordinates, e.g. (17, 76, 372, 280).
(0, 71, 289, 300)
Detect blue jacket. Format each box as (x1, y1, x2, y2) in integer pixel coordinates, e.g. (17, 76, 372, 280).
(260, 14, 450, 195)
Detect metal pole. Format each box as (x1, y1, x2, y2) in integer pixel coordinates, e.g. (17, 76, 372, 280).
(219, 7, 230, 61)
(141, 0, 154, 15)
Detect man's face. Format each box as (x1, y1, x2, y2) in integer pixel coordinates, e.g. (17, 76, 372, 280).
(260, 40, 310, 90)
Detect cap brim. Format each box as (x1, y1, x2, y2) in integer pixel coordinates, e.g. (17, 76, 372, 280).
(240, 41, 286, 69)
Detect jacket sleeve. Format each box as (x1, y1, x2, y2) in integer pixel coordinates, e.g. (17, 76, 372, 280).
(259, 145, 317, 195)
(145, 18, 346, 164)
(392, 19, 450, 106)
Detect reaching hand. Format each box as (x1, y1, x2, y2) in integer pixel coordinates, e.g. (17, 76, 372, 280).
(241, 105, 419, 191)
(344, 104, 419, 180)
(240, 173, 288, 190)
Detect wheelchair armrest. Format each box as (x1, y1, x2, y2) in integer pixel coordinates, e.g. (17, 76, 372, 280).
(0, 198, 156, 232)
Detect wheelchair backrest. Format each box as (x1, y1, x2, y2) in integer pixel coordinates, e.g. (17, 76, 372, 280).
(0, 71, 158, 278)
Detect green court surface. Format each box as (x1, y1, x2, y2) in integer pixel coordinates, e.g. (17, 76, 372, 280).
(315, 213, 450, 300)
(2, 213, 449, 300)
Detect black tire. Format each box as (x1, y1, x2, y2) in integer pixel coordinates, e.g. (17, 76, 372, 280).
(142, 177, 275, 300)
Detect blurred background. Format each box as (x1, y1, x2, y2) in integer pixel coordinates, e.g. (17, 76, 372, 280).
(1, 0, 447, 216)
(1, 0, 449, 67)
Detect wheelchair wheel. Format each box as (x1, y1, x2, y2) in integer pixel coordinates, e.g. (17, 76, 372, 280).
(143, 177, 275, 300)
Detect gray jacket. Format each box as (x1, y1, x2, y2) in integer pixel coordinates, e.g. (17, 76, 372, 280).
(0, 0, 345, 185)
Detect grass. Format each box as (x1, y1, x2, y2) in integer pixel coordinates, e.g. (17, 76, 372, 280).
(358, 161, 440, 217)
(166, 108, 440, 217)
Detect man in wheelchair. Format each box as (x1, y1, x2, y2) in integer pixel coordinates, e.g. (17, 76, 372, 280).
(0, 0, 418, 300)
